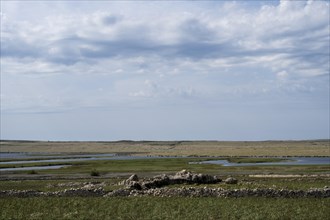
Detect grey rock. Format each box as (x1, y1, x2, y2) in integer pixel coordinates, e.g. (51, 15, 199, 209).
(1, 187, 330, 198)
(140, 170, 221, 189)
(127, 181, 142, 190)
(128, 174, 139, 182)
(225, 177, 238, 184)
(119, 174, 140, 187)
(106, 189, 131, 197)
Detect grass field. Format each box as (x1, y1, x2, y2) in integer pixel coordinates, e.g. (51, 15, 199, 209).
(1, 140, 329, 219)
(1, 140, 329, 156)
(1, 158, 329, 176)
(0, 174, 329, 192)
(1, 197, 329, 220)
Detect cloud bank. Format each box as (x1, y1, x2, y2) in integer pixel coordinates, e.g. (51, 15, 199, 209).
(1, 0, 329, 140)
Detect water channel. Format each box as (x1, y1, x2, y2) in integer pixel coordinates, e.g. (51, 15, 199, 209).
(189, 157, 330, 166)
(0, 153, 329, 171)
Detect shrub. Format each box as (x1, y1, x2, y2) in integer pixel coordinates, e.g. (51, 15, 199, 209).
(90, 170, 100, 176)
(27, 170, 38, 175)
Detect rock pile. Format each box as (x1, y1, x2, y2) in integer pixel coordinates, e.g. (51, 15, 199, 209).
(0, 187, 106, 198)
(119, 174, 142, 190)
(1, 171, 329, 198)
(105, 186, 330, 198)
(47, 181, 106, 189)
(0, 190, 41, 198)
(120, 170, 221, 190)
(2, 187, 329, 198)
(224, 177, 238, 184)
(0, 182, 106, 198)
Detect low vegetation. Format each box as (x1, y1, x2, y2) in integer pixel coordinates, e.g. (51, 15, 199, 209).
(1, 140, 329, 156)
(1, 140, 329, 219)
(225, 157, 288, 163)
(1, 197, 329, 220)
(90, 169, 100, 177)
(27, 170, 38, 175)
(0, 174, 329, 192)
(1, 157, 329, 177)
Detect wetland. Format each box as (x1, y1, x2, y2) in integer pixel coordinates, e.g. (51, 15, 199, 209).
(0, 140, 329, 219)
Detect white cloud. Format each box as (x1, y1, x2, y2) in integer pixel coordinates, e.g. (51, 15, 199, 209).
(277, 70, 289, 80)
(1, 0, 329, 118)
(1, 1, 328, 78)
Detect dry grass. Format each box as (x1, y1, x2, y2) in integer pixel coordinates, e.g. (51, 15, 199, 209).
(1, 140, 329, 156)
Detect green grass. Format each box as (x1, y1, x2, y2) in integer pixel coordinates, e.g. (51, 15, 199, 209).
(0, 156, 96, 162)
(90, 169, 100, 176)
(27, 170, 38, 175)
(2, 140, 329, 156)
(45, 158, 330, 175)
(0, 175, 329, 192)
(1, 156, 329, 219)
(0, 158, 215, 174)
(225, 157, 289, 163)
(0, 162, 72, 169)
(167, 177, 330, 190)
(0, 197, 329, 220)
(1, 157, 329, 193)
(1, 158, 329, 176)
(242, 177, 330, 190)
(0, 179, 119, 192)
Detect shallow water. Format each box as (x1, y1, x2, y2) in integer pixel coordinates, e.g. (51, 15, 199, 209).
(0, 165, 71, 171)
(0, 152, 115, 159)
(0, 154, 163, 165)
(190, 157, 330, 166)
(0, 152, 171, 169)
(0, 152, 329, 172)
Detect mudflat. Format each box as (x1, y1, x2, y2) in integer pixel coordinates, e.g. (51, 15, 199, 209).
(1, 140, 329, 156)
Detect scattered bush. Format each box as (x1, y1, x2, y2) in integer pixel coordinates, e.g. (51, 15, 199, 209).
(90, 170, 100, 176)
(27, 170, 38, 175)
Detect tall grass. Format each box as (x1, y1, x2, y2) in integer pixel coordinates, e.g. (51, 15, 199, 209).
(1, 197, 329, 220)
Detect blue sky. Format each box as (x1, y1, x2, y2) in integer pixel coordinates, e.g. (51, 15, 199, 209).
(1, 0, 329, 141)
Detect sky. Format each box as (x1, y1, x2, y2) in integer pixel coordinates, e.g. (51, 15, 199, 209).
(0, 0, 329, 141)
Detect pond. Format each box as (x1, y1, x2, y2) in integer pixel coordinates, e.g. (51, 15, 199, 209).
(0, 165, 71, 171)
(0, 152, 116, 159)
(0, 153, 172, 172)
(0, 153, 164, 165)
(190, 157, 330, 166)
(1, 152, 329, 172)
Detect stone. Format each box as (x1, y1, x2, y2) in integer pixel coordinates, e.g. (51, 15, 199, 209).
(142, 175, 171, 189)
(225, 177, 238, 184)
(127, 181, 142, 190)
(128, 174, 139, 182)
(140, 170, 221, 188)
(119, 174, 140, 186)
(106, 189, 131, 197)
(1, 186, 330, 198)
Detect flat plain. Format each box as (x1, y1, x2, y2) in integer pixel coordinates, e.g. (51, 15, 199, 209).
(1, 140, 329, 156)
(1, 140, 329, 220)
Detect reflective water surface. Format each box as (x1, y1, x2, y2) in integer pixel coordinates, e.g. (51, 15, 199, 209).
(190, 157, 330, 166)
(0, 165, 71, 171)
(1, 152, 329, 172)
